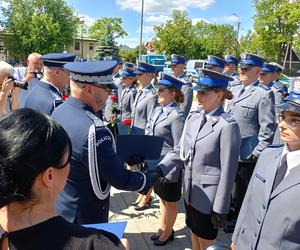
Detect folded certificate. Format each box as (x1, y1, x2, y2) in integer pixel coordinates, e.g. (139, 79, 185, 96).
(83, 221, 127, 239)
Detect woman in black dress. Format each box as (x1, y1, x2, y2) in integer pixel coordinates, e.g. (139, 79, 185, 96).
(0, 109, 127, 250)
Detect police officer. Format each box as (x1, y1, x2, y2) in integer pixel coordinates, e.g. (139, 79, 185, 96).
(223, 55, 240, 88)
(205, 55, 226, 73)
(119, 68, 137, 121)
(232, 91, 300, 250)
(157, 69, 241, 250)
(226, 53, 276, 230)
(170, 54, 193, 118)
(259, 62, 288, 108)
(51, 61, 152, 224)
(145, 73, 185, 245)
(131, 62, 158, 135)
(25, 53, 76, 115)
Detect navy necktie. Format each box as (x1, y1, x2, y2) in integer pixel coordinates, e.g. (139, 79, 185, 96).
(200, 113, 207, 130)
(272, 154, 288, 192)
(238, 87, 245, 97)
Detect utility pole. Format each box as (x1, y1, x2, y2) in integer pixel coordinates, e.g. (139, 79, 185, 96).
(233, 13, 240, 57)
(138, 0, 144, 62)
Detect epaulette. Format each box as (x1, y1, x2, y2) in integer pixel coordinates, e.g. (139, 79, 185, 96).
(258, 84, 269, 91)
(53, 99, 63, 108)
(85, 110, 105, 128)
(268, 144, 284, 148)
(221, 112, 235, 123)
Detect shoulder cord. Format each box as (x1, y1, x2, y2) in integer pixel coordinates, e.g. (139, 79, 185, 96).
(86, 110, 112, 200)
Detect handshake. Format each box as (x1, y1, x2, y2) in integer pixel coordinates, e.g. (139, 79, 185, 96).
(125, 154, 164, 185)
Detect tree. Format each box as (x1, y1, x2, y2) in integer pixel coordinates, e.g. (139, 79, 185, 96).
(194, 21, 237, 58)
(238, 30, 262, 55)
(253, 0, 300, 62)
(152, 10, 237, 60)
(119, 45, 146, 64)
(153, 10, 195, 59)
(90, 17, 127, 58)
(1, 0, 78, 61)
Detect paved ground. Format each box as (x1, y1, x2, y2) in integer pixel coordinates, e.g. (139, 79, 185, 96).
(109, 187, 232, 250)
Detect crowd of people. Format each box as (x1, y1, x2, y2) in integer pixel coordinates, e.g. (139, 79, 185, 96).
(0, 50, 299, 250)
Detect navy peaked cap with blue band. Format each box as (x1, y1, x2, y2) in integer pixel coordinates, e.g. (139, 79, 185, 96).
(42, 53, 76, 68)
(206, 55, 226, 68)
(224, 55, 239, 65)
(276, 91, 300, 114)
(261, 63, 278, 73)
(64, 61, 118, 89)
(120, 68, 137, 78)
(269, 62, 284, 71)
(170, 54, 187, 65)
(105, 56, 123, 65)
(156, 73, 184, 90)
(192, 69, 233, 91)
(123, 62, 135, 70)
(135, 62, 157, 74)
(240, 52, 265, 68)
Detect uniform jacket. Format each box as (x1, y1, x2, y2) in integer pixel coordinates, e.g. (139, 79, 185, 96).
(24, 79, 62, 115)
(145, 103, 185, 181)
(232, 145, 300, 250)
(131, 84, 158, 134)
(227, 80, 276, 158)
(177, 72, 193, 118)
(158, 107, 241, 214)
(120, 85, 137, 120)
(227, 73, 241, 89)
(52, 97, 150, 224)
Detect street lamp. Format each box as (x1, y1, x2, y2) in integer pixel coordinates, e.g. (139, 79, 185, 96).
(79, 18, 84, 60)
(138, 0, 144, 62)
(233, 13, 240, 56)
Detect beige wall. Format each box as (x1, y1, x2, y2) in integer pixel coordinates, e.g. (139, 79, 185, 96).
(68, 39, 98, 60)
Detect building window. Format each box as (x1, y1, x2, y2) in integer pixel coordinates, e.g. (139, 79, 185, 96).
(89, 43, 94, 51)
(75, 42, 80, 51)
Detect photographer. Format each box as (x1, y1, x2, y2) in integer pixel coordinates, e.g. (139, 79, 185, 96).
(14, 53, 43, 107)
(0, 61, 19, 116)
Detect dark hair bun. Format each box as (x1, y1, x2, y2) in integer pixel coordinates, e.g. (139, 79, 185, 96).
(0, 168, 24, 207)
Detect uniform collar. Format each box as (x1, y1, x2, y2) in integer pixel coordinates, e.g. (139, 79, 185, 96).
(65, 96, 95, 114)
(40, 79, 60, 94)
(282, 144, 300, 178)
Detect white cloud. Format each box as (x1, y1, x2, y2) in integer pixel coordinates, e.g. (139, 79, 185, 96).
(145, 15, 171, 24)
(211, 15, 240, 23)
(192, 18, 209, 25)
(136, 25, 154, 34)
(78, 14, 97, 26)
(116, 0, 215, 14)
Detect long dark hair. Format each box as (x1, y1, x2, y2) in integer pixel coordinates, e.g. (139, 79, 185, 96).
(0, 109, 72, 208)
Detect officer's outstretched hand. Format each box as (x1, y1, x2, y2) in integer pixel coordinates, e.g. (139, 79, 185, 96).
(138, 167, 164, 195)
(211, 212, 227, 230)
(246, 154, 258, 162)
(149, 167, 164, 184)
(125, 155, 145, 166)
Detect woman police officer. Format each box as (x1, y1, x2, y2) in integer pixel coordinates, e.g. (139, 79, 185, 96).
(156, 69, 241, 250)
(145, 73, 185, 246)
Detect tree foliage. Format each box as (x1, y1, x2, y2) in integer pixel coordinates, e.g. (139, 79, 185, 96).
(152, 10, 237, 60)
(253, 0, 300, 62)
(90, 17, 127, 58)
(1, 0, 78, 61)
(119, 45, 147, 64)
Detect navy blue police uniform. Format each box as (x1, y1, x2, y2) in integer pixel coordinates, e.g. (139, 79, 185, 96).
(51, 61, 152, 224)
(170, 54, 193, 118)
(24, 53, 75, 115)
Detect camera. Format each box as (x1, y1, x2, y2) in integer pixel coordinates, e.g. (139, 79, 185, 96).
(33, 70, 43, 79)
(8, 76, 28, 90)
